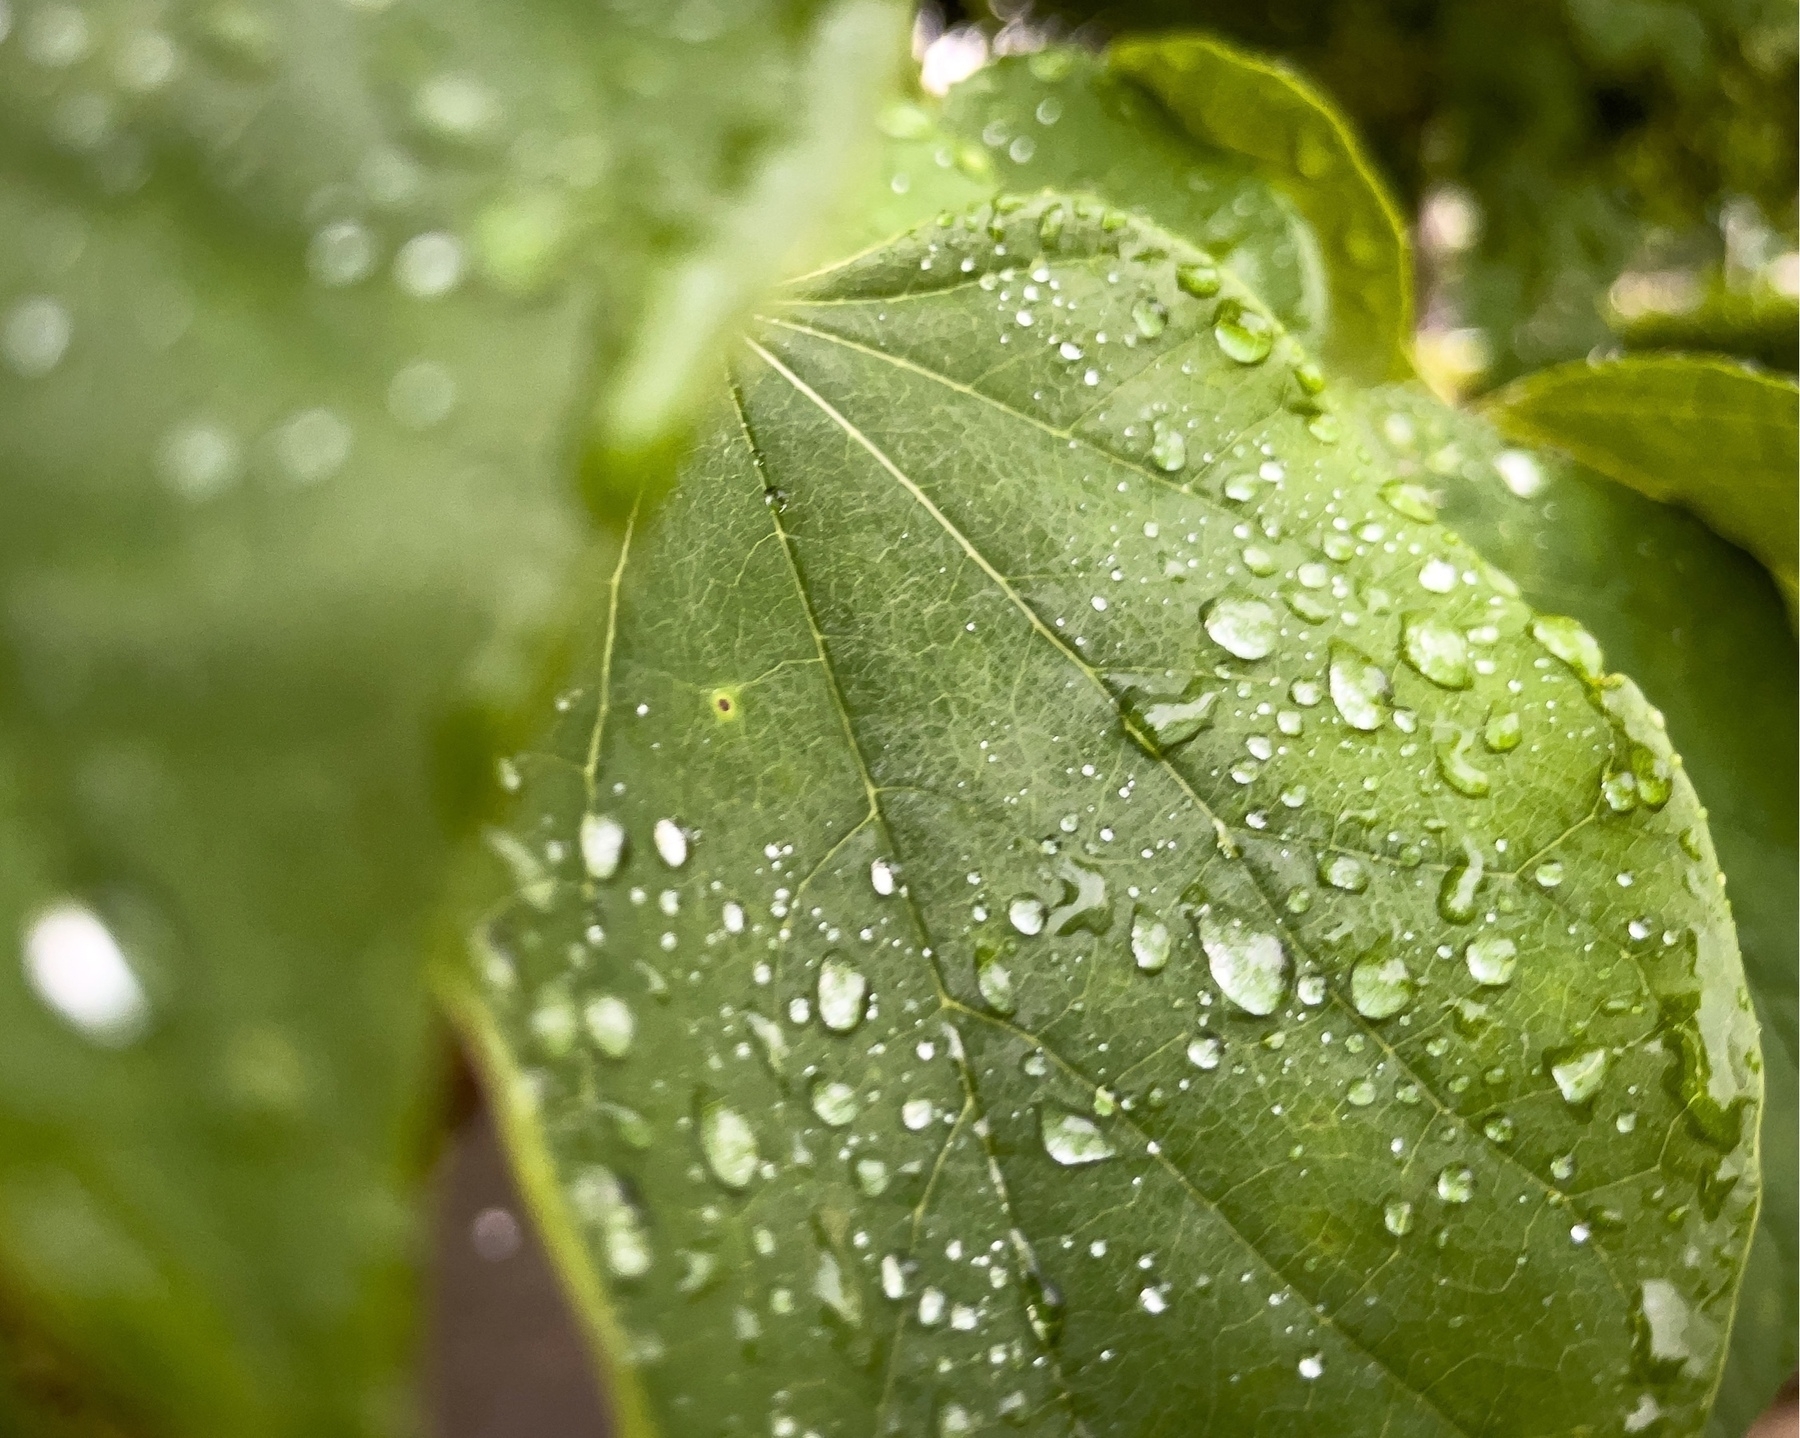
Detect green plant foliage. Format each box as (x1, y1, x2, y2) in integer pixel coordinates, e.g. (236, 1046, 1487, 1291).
(1484, 356, 1800, 618)
(1347, 383, 1797, 1437)
(1110, 33, 1412, 383)
(856, 50, 1326, 349)
(459, 197, 1761, 1437)
(0, 0, 905, 1431)
(980, 0, 1799, 382)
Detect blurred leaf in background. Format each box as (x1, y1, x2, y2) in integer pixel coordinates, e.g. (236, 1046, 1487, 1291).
(972, 0, 1798, 389)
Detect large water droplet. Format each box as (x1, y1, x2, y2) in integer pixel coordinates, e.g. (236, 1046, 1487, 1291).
(817, 956, 869, 1033)
(698, 1100, 759, 1191)
(1634, 1279, 1692, 1373)
(1132, 296, 1168, 338)
(1040, 1108, 1116, 1166)
(1550, 1046, 1609, 1105)
(1328, 642, 1392, 731)
(1131, 910, 1172, 972)
(1530, 615, 1603, 682)
(580, 814, 626, 880)
(1150, 424, 1186, 472)
(1464, 936, 1517, 986)
(1214, 301, 1274, 364)
(1379, 481, 1438, 522)
(809, 1079, 860, 1128)
(1117, 677, 1217, 753)
(815, 1249, 862, 1329)
(1048, 857, 1110, 936)
(22, 901, 150, 1047)
(1203, 594, 1278, 660)
(1297, 1353, 1324, 1381)
(1009, 896, 1046, 936)
(1350, 952, 1414, 1019)
(1483, 712, 1521, 752)
(1177, 260, 1221, 297)
(1437, 847, 1484, 924)
(1436, 1165, 1474, 1203)
(1318, 852, 1369, 893)
(1400, 613, 1472, 689)
(1199, 914, 1288, 1016)
(1436, 731, 1491, 798)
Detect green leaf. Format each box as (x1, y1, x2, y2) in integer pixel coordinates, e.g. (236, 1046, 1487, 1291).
(1347, 384, 1797, 1437)
(0, 1, 904, 1431)
(1484, 357, 1800, 621)
(1109, 33, 1413, 385)
(458, 198, 1760, 1436)
(854, 50, 1327, 354)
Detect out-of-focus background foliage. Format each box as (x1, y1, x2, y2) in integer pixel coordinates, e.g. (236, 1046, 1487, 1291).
(965, 0, 1799, 391)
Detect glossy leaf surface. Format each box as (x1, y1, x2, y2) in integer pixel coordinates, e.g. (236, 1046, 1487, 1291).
(464, 199, 1760, 1437)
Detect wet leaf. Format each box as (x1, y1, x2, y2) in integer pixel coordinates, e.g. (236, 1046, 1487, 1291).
(460, 198, 1759, 1437)
(1484, 356, 1799, 619)
(1353, 383, 1796, 1437)
(1110, 32, 1413, 384)
(0, 1, 904, 1431)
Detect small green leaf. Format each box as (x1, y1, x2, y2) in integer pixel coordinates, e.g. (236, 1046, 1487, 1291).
(1484, 356, 1800, 620)
(0, 0, 905, 1429)
(1351, 383, 1797, 1437)
(463, 199, 1758, 1436)
(853, 50, 1325, 353)
(1110, 32, 1413, 384)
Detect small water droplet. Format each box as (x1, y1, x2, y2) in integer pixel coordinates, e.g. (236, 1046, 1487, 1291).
(697, 1100, 759, 1191)
(1347, 1078, 1377, 1107)
(1350, 953, 1414, 1019)
(1131, 911, 1171, 973)
(902, 1098, 935, 1131)
(1417, 557, 1458, 593)
(584, 995, 635, 1058)
(581, 814, 626, 880)
(1495, 449, 1545, 498)
(1132, 296, 1168, 338)
(1040, 1108, 1116, 1166)
(870, 859, 897, 896)
(816, 956, 868, 1033)
(1401, 613, 1472, 689)
(22, 901, 150, 1046)
(1436, 1165, 1474, 1203)
(1318, 853, 1369, 893)
(1297, 1353, 1324, 1381)
(1214, 301, 1274, 364)
(1328, 642, 1392, 731)
(1187, 1035, 1222, 1070)
(809, 1078, 860, 1127)
(1383, 1199, 1414, 1236)
(1435, 731, 1491, 798)
(1550, 1047, 1609, 1105)
(1138, 1285, 1168, 1314)
(976, 942, 1017, 1015)
(1464, 936, 1517, 986)
(1483, 712, 1521, 752)
(1483, 1114, 1515, 1143)
(652, 818, 688, 868)
(1199, 914, 1288, 1016)
(1176, 261, 1220, 297)
(570, 1166, 652, 1278)
(1379, 481, 1438, 522)
(1437, 847, 1484, 924)
(1150, 423, 1187, 473)
(1009, 896, 1046, 936)
(1532, 860, 1564, 889)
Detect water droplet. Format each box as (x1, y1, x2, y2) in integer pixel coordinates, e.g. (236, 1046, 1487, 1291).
(580, 814, 626, 879)
(902, 1098, 935, 1131)
(1483, 1114, 1515, 1143)
(1530, 615, 1603, 682)
(1117, 677, 1217, 753)
(870, 859, 897, 896)
(570, 1166, 652, 1278)
(1383, 1199, 1414, 1236)
(1495, 449, 1545, 498)
(809, 1079, 860, 1127)
(1176, 261, 1220, 297)
(1463, 936, 1517, 987)
(1550, 1046, 1609, 1105)
(1008, 896, 1046, 936)
(1634, 1279, 1692, 1372)
(1203, 594, 1278, 660)
(697, 1100, 759, 1191)
(1400, 613, 1472, 689)
(1379, 481, 1438, 522)
(1187, 1035, 1221, 1070)
(746, 1012, 786, 1075)
(816, 956, 868, 1033)
(1132, 296, 1168, 338)
(1040, 1108, 1116, 1166)
(1048, 856, 1111, 936)
(1436, 1165, 1474, 1203)
(1214, 301, 1274, 364)
(1199, 914, 1288, 1016)
(1532, 860, 1564, 889)
(1437, 847, 1484, 924)
(1350, 953, 1414, 1019)
(1417, 557, 1458, 593)
(155, 420, 241, 500)
(976, 942, 1017, 1015)
(652, 818, 688, 868)
(1328, 642, 1392, 731)
(857, 1159, 891, 1197)
(3, 295, 72, 376)
(1436, 731, 1491, 798)
(1139, 1285, 1168, 1314)
(1347, 1078, 1377, 1107)
(387, 360, 457, 430)
(1150, 423, 1187, 473)
(21, 902, 150, 1046)
(1297, 1353, 1324, 1380)
(584, 995, 635, 1058)
(1483, 712, 1521, 752)
(308, 220, 376, 287)
(1131, 911, 1171, 973)
(1318, 853, 1369, 893)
